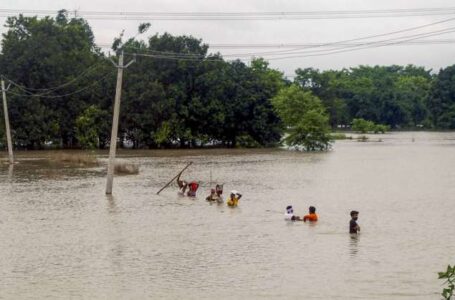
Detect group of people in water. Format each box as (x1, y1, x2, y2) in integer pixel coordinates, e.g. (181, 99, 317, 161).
(176, 173, 360, 233)
(284, 205, 361, 234)
(177, 174, 242, 207)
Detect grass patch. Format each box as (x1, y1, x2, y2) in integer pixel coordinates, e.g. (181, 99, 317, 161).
(330, 132, 353, 140)
(356, 135, 384, 142)
(53, 152, 99, 167)
(357, 135, 369, 142)
(114, 161, 139, 175)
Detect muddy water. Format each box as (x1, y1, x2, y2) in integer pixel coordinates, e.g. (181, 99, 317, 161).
(1, 132, 454, 299)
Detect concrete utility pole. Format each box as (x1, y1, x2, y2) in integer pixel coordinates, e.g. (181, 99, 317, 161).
(1, 79, 13, 164)
(105, 51, 135, 194)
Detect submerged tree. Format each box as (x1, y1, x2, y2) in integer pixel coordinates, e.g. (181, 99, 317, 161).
(272, 85, 331, 151)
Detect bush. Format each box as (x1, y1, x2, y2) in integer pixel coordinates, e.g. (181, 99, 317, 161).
(53, 152, 99, 167)
(357, 135, 369, 142)
(114, 161, 139, 175)
(330, 133, 352, 140)
(373, 124, 390, 133)
(439, 265, 455, 300)
(237, 134, 261, 148)
(352, 118, 375, 133)
(352, 118, 390, 134)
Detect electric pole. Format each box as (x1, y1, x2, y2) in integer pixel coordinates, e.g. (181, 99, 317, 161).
(105, 51, 135, 194)
(1, 79, 13, 164)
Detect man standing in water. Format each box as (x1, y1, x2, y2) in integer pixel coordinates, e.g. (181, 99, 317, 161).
(206, 188, 222, 203)
(284, 205, 302, 221)
(303, 206, 318, 222)
(349, 210, 360, 233)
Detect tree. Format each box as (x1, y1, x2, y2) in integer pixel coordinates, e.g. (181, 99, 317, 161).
(294, 65, 436, 130)
(272, 85, 331, 151)
(295, 68, 350, 127)
(429, 65, 455, 129)
(75, 105, 109, 149)
(0, 10, 111, 148)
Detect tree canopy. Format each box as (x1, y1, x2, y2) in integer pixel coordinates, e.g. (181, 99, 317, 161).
(1, 11, 455, 150)
(272, 85, 331, 151)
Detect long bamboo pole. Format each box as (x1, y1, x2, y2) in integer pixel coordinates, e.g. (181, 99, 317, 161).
(156, 162, 193, 195)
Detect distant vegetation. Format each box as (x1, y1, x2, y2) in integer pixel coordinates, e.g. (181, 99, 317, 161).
(1, 10, 455, 151)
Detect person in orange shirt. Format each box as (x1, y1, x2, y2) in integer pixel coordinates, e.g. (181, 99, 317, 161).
(303, 206, 318, 222)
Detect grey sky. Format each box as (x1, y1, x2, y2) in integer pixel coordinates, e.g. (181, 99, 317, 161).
(2, 0, 455, 76)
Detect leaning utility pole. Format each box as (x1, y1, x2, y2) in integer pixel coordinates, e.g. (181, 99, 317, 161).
(1, 79, 13, 164)
(105, 51, 135, 194)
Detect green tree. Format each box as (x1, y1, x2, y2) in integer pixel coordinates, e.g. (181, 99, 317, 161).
(272, 85, 331, 151)
(295, 67, 350, 127)
(395, 76, 431, 127)
(429, 65, 455, 129)
(75, 105, 109, 149)
(0, 10, 111, 148)
(352, 118, 375, 133)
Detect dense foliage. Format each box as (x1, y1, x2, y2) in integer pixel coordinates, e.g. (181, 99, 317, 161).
(272, 85, 331, 150)
(294, 65, 436, 129)
(1, 11, 455, 150)
(0, 11, 285, 149)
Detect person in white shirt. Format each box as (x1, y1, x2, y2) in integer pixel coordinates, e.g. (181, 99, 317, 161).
(284, 205, 302, 221)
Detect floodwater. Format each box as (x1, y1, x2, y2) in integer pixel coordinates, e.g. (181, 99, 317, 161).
(0, 132, 454, 299)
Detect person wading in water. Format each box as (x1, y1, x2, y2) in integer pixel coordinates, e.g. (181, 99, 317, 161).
(177, 173, 199, 197)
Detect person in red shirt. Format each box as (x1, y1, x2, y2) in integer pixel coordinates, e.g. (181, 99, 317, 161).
(303, 206, 318, 222)
(177, 173, 199, 197)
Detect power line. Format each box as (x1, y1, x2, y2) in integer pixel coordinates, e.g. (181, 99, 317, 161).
(259, 26, 455, 58)
(6, 70, 114, 99)
(97, 39, 455, 50)
(120, 23, 455, 60)
(221, 17, 455, 57)
(98, 17, 455, 59)
(2, 7, 455, 20)
(189, 39, 455, 48)
(122, 25, 455, 62)
(266, 27, 455, 60)
(2, 62, 105, 95)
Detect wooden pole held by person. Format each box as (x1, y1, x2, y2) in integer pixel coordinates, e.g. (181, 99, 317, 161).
(156, 162, 193, 195)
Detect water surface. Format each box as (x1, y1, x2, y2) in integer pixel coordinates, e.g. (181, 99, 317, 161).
(1, 132, 454, 299)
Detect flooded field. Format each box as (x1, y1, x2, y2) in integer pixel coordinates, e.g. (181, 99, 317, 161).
(1, 131, 455, 299)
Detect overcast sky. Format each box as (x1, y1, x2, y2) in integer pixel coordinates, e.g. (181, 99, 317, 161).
(2, 0, 455, 76)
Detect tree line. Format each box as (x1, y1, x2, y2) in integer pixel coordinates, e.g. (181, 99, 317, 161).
(0, 11, 454, 150)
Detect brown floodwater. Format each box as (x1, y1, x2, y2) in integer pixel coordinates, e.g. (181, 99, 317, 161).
(1, 131, 454, 299)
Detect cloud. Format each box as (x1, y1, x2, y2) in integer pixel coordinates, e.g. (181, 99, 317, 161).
(1, 0, 455, 73)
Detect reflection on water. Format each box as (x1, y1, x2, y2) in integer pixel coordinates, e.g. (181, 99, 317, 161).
(349, 234, 360, 257)
(0, 132, 455, 299)
(7, 163, 13, 181)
